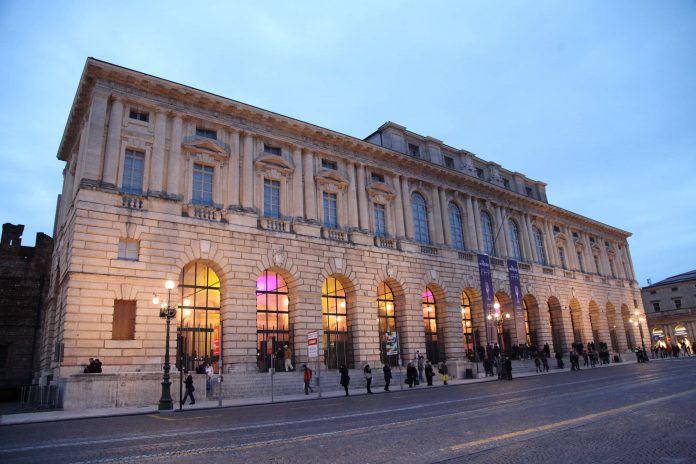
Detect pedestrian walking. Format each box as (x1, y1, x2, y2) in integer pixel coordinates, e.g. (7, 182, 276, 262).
(339, 364, 350, 396)
(543, 343, 551, 359)
(182, 370, 195, 406)
(555, 350, 564, 369)
(302, 364, 314, 395)
(205, 363, 213, 391)
(406, 362, 417, 388)
(439, 359, 449, 385)
(364, 364, 373, 394)
(283, 345, 294, 372)
(534, 355, 542, 373)
(424, 361, 434, 386)
(540, 352, 550, 372)
(416, 351, 425, 381)
(505, 356, 513, 380)
(382, 363, 392, 392)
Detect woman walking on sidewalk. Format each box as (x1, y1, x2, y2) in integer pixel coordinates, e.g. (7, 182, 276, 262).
(339, 365, 350, 396)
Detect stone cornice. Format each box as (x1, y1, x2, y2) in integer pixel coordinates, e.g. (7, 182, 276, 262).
(59, 58, 632, 239)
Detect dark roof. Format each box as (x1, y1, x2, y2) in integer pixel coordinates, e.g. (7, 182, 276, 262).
(645, 270, 696, 288)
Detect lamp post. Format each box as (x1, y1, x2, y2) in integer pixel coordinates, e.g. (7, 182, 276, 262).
(487, 302, 511, 354)
(153, 280, 177, 411)
(629, 310, 646, 352)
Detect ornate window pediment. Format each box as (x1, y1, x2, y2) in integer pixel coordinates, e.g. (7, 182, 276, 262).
(366, 181, 396, 201)
(255, 154, 294, 176)
(315, 169, 349, 190)
(182, 135, 230, 159)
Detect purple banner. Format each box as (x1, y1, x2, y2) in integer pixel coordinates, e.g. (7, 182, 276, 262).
(477, 254, 494, 315)
(507, 259, 523, 319)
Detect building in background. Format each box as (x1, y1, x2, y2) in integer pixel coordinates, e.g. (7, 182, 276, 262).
(39, 58, 645, 409)
(0, 224, 53, 401)
(642, 270, 695, 351)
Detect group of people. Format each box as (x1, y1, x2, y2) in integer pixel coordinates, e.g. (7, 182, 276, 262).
(651, 343, 691, 359)
(83, 358, 102, 373)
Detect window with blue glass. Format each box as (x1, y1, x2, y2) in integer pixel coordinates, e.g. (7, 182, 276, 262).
(448, 202, 465, 249)
(323, 192, 338, 228)
(374, 203, 386, 237)
(192, 164, 214, 205)
(412, 192, 430, 244)
(481, 211, 495, 255)
(122, 149, 145, 194)
(264, 179, 281, 218)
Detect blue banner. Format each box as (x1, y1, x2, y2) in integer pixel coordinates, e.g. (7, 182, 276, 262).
(477, 253, 494, 316)
(507, 259, 523, 320)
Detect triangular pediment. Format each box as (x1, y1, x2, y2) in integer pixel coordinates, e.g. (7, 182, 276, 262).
(256, 154, 294, 171)
(315, 169, 349, 187)
(366, 181, 396, 198)
(182, 136, 230, 155)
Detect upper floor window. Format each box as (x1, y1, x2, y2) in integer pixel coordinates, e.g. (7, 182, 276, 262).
(674, 299, 682, 310)
(192, 163, 214, 206)
(502, 178, 510, 189)
(263, 179, 281, 218)
(321, 159, 338, 171)
(117, 238, 139, 261)
(371, 172, 385, 183)
(481, 211, 495, 256)
(122, 149, 145, 195)
(671, 287, 679, 292)
(195, 127, 217, 140)
(593, 254, 602, 275)
(572, 232, 579, 239)
(407, 143, 420, 157)
(323, 192, 338, 228)
(263, 144, 282, 156)
(525, 186, 533, 197)
(652, 302, 660, 312)
(411, 192, 430, 244)
(508, 220, 522, 260)
(444, 156, 455, 169)
(448, 203, 465, 250)
(374, 203, 386, 237)
(558, 247, 567, 269)
(476, 168, 484, 179)
(533, 227, 547, 265)
(609, 258, 616, 277)
(129, 109, 149, 122)
(577, 251, 585, 272)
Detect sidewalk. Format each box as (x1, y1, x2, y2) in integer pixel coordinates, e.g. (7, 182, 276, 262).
(0, 357, 642, 426)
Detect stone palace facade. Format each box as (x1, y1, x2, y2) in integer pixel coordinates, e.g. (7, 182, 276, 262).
(38, 58, 646, 408)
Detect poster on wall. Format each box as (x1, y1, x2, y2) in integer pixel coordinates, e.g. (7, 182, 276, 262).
(507, 259, 523, 319)
(384, 332, 398, 357)
(213, 325, 220, 356)
(477, 254, 494, 313)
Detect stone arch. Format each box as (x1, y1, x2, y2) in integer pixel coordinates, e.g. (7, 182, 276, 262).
(569, 297, 585, 344)
(422, 283, 447, 363)
(376, 278, 408, 365)
(605, 302, 627, 352)
(523, 294, 543, 347)
(320, 272, 358, 369)
(548, 296, 568, 354)
(588, 300, 602, 343)
(464, 287, 487, 347)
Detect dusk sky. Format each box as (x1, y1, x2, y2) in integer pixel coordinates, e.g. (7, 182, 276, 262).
(1, 1, 693, 285)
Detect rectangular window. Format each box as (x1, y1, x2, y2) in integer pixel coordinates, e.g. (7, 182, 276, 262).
(476, 168, 484, 179)
(444, 156, 455, 169)
(112, 300, 136, 340)
(323, 192, 338, 228)
(652, 302, 661, 312)
(117, 239, 139, 261)
(264, 144, 282, 156)
(671, 287, 679, 291)
(374, 203, 386, 237)
(321, 159, 338, 170)
(371, 172, 385, 183)
(195, 127, 217, 140)
(558, 247, 567, 269)
(407, 143, 420, 157)
(572, 232, 579, 239)
(502, 178, 510, 189)
(264, 179, 281, 218)
(129, 109, 149, 122)
(593, 255, 601, 274)
(192, 164, 214, 205)
(675, 299, 682, 310)
(525, 186, 533, 197)
(649, 290, 656, 295)
(577, 251, 584, 272)
(122, 149, 145, 195)
(589, 237, 596, 244)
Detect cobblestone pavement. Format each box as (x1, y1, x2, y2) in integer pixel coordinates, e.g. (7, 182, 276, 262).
(0, 357, 694, 463)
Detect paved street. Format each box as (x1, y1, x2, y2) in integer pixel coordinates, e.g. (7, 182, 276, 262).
(1, 358, 695, 463)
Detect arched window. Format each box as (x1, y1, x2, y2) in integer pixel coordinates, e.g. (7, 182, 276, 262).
(523, 298, 531, 345)
(411, 192, 430, 244)
(179, 262, 221, 372)
(481, 211, 495, 255)
(533, 227, 547, 265)
(322, 277, 353, 369)
(449, 202, 465, 249)
(461, 292, 474, 358)
(422, 287, 443, 363)
(378, 282, 399, 366)
(256, 271, 289, 372)
(508, 219, 522, 260)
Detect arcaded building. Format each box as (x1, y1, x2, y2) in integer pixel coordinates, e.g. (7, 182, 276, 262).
(39, 58, 646, 408)
(642, 270, 696, 351)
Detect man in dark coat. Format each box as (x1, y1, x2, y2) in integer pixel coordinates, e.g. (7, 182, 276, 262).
(382, 363, 392, 392)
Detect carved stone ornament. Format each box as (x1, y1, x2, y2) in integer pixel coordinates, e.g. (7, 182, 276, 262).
(429, 269, 438, 281)
(334, 257, 344, 271)
(387, 266, 395, 278)
(200, 240, 211, 253)
(273, 250, 286, 266)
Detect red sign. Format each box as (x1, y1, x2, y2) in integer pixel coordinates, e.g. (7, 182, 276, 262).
(213, 325, 220, 356)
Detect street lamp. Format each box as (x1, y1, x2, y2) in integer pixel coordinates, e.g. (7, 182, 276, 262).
(487, 302, 511, 354)
(153, 280, 177, 411)
(629, 310, 646, 352)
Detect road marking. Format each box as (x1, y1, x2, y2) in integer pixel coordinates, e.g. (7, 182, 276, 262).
(446, 387, 696, 452)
